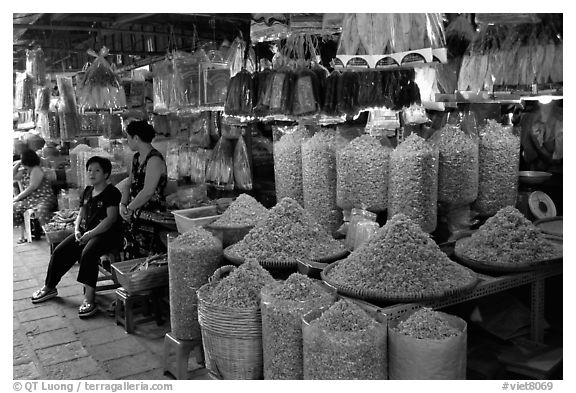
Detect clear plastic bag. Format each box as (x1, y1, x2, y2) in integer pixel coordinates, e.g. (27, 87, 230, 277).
(336, 134, 392, 213)
(56, 76, 80, 141)
(206, 137, 234, 190)
(77, 47, 126, 110)
(233, 135, 253, 190)
(388, 133, 439, 233)
(152, 58, 174, 114)
(166, 141, 180, 180)
(273, 125, 313, 206)
(187, 113, 211, 148)
(14, 72, 35, 110)
(224, 69, 255, 117)
(474, 120, 520, 216)
(26, 48, 46, 85)
(35, 86, 51, 113)
(178, 144, 192, 179)
(430, 124, 479, 207)
(171, 50, 206, 110)
(345, 208, 377, 250)
(302, 130, 342, 233)
(190, 148, 210, 185)
(292, 67, 320, 116)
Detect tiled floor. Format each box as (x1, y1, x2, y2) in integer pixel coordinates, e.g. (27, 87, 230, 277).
(12, 228, 208, 380)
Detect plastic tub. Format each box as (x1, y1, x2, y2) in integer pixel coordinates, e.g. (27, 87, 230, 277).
(171, 205, 221, 233)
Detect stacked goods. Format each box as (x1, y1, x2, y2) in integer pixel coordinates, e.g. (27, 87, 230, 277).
(388, 308, 467, 379)
(261, 274, 336, 379)
(227, 197, 347, 266)
(168, 228, 222, 340)
(210, 194, 269, 228)
(455, 206, 562, 264)
(302, 130, 342, 234)
(388, 133, 439, 233)
(303, 299, 387, 380)
(474, 120, 520, 216)
(324, 213, 477, 299)
(273, 125, 313, 206)
(197, 261, 275, 379)
(336, 134, 392, 212)
(431, 124, 479, 207)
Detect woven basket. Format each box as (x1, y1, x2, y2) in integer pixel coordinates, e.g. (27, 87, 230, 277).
(454, 236, 563, 274)
(223, 246, 349, 269)
(196, 265, 264, 380)
(321, 261, 479, 303)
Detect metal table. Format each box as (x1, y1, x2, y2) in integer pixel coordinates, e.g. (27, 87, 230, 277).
(351, 264, 562, 343)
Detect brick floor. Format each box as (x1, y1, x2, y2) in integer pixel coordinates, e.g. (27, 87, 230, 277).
(12, 228, 206, 380)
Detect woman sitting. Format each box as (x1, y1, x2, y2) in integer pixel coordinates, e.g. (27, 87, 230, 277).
(119, 120, 168, 258)
(13, 149, 57, 243)
(31, 156, 123, 318)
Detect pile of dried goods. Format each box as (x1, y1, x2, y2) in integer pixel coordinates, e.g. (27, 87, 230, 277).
(474, 120, 520, 215)
(456, 206, 562, 264)
(261, 273, 336, 379)
(210, 193, 268, 228)
(325, 213, 477, 297)
(431, 125, 479, 206)
(228, 197, 347, 264)
(168, 227, 222, 340)
(273, 126, 313, 206)
(302, 130, 342, 233)
(388, 133, 439, 233)
(394, 307, 461, 340)
(337, 134, 391, 212)
(202, 260, 275, 308)
(303, 299, 387, 379)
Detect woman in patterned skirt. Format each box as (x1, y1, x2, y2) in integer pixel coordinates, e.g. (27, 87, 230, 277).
(13, 149, 57, 243)
(119, 120, 168, 258)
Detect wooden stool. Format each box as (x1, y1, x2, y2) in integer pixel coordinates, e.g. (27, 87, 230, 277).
(96, 250, 122, 292)
(163, 332, 204, 380)
(114, 288, 154, 334)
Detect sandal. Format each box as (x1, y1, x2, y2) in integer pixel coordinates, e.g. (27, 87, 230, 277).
(78, 300, 98, 318)
(17, 238, 28, 244)
(31, 288, 58, 304)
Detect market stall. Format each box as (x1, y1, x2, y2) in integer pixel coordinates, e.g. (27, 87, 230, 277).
(12, 12, 562, 381)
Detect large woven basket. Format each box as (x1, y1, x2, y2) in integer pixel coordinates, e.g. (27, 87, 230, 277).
(196, 265, 264, 380)
(321, 261, 479, 303)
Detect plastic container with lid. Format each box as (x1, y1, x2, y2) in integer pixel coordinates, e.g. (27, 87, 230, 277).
(345, 208, 377, 250)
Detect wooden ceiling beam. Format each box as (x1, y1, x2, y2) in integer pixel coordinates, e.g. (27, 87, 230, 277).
(111, 14, 156, 27)
(13, 23, 194, 38)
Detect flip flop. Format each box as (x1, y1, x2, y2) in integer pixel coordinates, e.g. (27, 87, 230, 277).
(31, 288, 58, 304)
(78, 300, 98, 319)
(17, 238, 28, 244)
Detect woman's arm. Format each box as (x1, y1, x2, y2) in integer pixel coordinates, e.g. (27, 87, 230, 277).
(74, 206, 85, 241)
(126, 156, 165, 212)
(119, 168, 133, 220)
(13, 160, 22, 179)
(13, 166, 44, 202)
(79, 205, 119, 244)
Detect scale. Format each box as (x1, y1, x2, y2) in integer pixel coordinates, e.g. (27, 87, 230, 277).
(516, 171, 556, 221)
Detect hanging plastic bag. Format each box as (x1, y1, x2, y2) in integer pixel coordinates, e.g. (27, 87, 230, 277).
(336, 71, 360, 116)
(224, 69, 255, 117)
(77, 47, 126, 110)
(188, 113, 211, 148)
(225, 37, 247, 78)
(322, 70, 341, 116)
(206, 137, 234, 190)
(292, 67, 320, 116)
(190, 148, 210, 185)
(233, 135, 252, 190)
(166, 141, 180, 180)
(209, 111, 221, 142)
(254, 62, 274, 117)
(178, 144, 192, 179)
(267, 67, 295, 116)
(35, 86, 51, 113)
(26, 48, 46, 85)
(14, 72, 35, 110)
(56, 76, 80, 141)
(152, 58, 174, 114)
(171, 50, 207, 111)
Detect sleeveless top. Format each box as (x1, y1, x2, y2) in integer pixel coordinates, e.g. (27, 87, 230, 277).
(129, 148, 167, 213)
(21, 167, 57, 207)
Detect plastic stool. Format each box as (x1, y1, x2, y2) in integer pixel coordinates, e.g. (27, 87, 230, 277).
(163, 332, 204, 380)
(114, 288, 153, 334)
